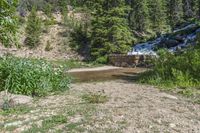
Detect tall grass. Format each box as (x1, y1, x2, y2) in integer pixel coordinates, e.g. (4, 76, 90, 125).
(0, 56, 71, 96)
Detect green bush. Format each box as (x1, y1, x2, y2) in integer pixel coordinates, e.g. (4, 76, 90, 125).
(140, 46, 200, 89)
(44, 3, 52, 18)
(25, 6, 42, 48)
(0, 0, 18, 47)
(95, 56, 108, 64)
(82, 93, 108, 104)
(0, 56, 71, 96)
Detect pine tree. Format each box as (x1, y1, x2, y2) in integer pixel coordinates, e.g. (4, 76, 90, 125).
(25, 6, 42, 48)
(90, 0, 133, 63)
(183, 0, 194, 18)
(148, 0, 168, 34)
(166, 0, 184, 28)
(191, 0, 200, 18)
(129, 0, 149, 32)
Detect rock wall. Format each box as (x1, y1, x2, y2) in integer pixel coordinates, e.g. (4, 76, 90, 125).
(109, 54, 153, 67)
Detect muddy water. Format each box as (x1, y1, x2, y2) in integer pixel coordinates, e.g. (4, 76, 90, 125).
(68, 67, 147, 82)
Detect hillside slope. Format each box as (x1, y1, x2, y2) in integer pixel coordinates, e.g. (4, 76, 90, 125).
(0, 11, 82, 60)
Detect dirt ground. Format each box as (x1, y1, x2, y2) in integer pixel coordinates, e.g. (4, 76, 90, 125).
(1, 79, 200, 133)
(72, 81, 200, 133)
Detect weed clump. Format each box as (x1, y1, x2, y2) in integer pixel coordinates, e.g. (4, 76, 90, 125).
(82, 92, 108, 104)
(0, 56, 71, 96)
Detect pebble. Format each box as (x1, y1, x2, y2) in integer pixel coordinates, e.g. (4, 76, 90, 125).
(169, 123, 176, 128)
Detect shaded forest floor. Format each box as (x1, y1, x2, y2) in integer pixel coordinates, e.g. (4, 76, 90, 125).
(1, 79, 200, 133)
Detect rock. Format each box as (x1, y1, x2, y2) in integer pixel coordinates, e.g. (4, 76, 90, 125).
(11, 48, 18, 52)
(160, 38, 180, 48)
(161, 93, 178, 100)
(12, 95, 32, 105)
(29, 51, 33, 55)
(0, 91, 32, 109)
(195, 28, 200, 34)
(4, 121, 23, 128)
(173, 35, 185, 42)
(67, 5, 73, 11)
(121, 62, 128, 67)
(169, 123, 176, 128)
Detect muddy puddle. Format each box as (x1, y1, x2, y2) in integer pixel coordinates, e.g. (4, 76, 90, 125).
(68, 67, 147, 82)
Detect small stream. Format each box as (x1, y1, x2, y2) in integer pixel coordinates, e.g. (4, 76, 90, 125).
(68, 67, 147, 82)
(128, 23, 200, 55)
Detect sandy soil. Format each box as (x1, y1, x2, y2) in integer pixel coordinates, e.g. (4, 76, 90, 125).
(72, 80, 200, 133)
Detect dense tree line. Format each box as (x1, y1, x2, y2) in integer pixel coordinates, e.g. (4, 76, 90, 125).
(1, 0, 200, 62)
(87, 0, 200, 62)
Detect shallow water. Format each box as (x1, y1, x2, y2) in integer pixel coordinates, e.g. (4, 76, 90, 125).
(68, 67, 147, 82)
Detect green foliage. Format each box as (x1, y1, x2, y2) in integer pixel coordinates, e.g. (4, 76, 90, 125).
(0, 105, 32, 115)
(95, 56, 108, 64)
(70, 23, 90, 58)
(19, 0, 47, 11)
(0, 56, 71, 96)
(166, 0, 184, 27)
(43, 17, 56, 26)
(23, 115, 67, 133)
(82, 92, 108, 104)
(0, 0, 19, 47)
(51, 59, 102, 70)
(148, 0, 170, 34)
(90, 0, 134, 61)
(18, 16, 26, 24)
(129, 0, 149, 32)
(44, 3, 52, 17)
(25, 6, 42, 48)
(140, 47, 200, 89)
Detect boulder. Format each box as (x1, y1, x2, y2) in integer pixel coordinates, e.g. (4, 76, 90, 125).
(165, 39, 180, 48)
(173, 35, 185, 42)
(160, 38, 180, 48)
(0, 91, 32, 109)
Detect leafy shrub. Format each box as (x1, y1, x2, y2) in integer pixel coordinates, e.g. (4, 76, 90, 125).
(18, 16, 26, 24)
(25, 6, 42, 48)
(140, 46, 200, 89)
(0, 56, 71, 96)
(70, 23, 90, 57)
(19, 0, 47, 11)
(44, 3, 52, 17)
(0, 0, 19, 47)
(43, 17, 57, 26)
(82, 93, 108, 104)
(95, 56, 108, 64)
